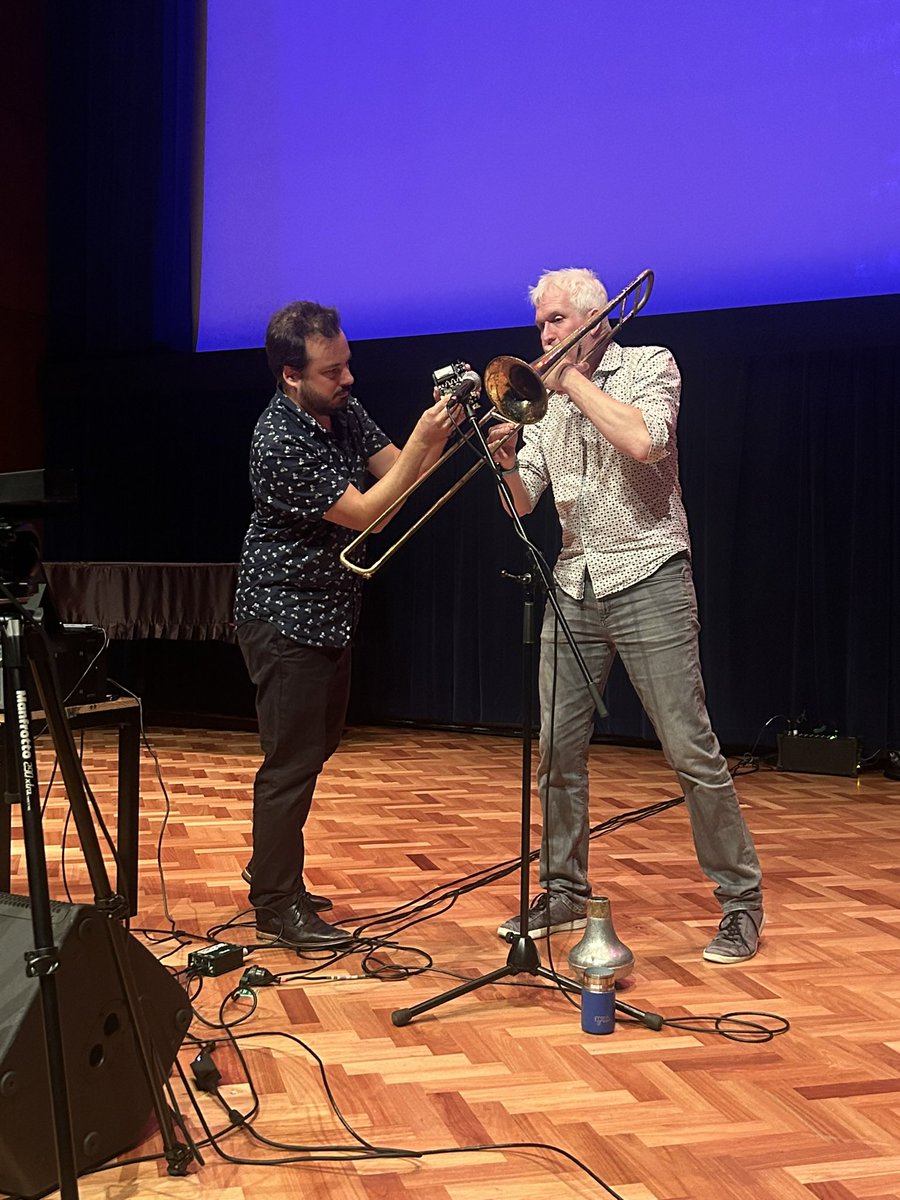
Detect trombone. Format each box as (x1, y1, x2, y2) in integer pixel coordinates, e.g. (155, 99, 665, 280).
(340, 269, 654, 578)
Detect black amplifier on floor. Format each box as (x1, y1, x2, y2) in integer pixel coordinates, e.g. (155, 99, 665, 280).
(776, 733, 859, 777)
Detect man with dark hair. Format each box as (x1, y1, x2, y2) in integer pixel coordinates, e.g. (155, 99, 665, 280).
(488, 268, 764, 964)
(235, 300, 457, 948)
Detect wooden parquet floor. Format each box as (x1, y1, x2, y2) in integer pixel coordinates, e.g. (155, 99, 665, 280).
(5, 725, 900, 1200)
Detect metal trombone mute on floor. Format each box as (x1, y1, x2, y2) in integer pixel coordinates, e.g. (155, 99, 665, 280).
(339, 269, 654, 579)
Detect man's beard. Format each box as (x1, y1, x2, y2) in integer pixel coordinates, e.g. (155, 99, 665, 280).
(297, 380, 350, 418)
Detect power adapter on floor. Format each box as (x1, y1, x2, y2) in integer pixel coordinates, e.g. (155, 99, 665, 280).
(191, 1046, 221, 1093)
(240, 965, 277, 989)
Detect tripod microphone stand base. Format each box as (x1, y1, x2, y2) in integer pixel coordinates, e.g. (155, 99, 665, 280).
(390, 933, 664, 1030)
(392, 933, 550, 1026)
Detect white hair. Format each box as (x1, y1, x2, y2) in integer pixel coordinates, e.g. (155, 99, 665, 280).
(528, 268, 609, 316)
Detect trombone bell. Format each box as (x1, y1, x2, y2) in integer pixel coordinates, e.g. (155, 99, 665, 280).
(483, 357, 548, 425)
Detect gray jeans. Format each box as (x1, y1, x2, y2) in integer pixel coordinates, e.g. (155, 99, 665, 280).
(537, 554, 763, 915)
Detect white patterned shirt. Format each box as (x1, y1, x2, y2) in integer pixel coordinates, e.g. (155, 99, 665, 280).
(517, 341, 691, 599)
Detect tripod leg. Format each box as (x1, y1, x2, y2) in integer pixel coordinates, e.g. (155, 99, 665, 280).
(24, 623, 125, 917)
(391, 934, 544, 1026)
(2, 615, 80, 1199)
(390, 572, 555, 1029)
(23, 619, 194, 1176)
(532, 965, 665, 1029)
(392, 963, 519, 1026)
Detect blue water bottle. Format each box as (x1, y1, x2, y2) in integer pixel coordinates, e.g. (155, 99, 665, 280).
(581, 966, 616, 1035)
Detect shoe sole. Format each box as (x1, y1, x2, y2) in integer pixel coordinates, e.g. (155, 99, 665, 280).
(702, 913, 766, 963)
(496, 916, 587, 939)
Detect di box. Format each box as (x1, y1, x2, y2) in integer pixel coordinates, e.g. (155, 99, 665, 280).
(776, 733, 860, 777)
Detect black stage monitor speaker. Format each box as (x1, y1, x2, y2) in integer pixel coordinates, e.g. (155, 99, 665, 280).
(0, 893, 192, 1198)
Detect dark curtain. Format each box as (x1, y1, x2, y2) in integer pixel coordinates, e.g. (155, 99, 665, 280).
(346, 312, 900, 755)
(1, 2, 47, 472)
(39, 3, 899, 756)
(44, 0, 197, 356)
(40, 306, 898, 755)
(700, 343, 899, 748)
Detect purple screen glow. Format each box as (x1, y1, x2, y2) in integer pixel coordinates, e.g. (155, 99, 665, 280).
(197, 1, 900, 349)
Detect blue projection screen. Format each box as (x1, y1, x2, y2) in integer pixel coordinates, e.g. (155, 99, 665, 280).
(197, 0, 900, 350)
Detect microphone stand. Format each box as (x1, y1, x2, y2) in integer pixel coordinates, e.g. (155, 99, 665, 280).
(391, 398, 663, 1032)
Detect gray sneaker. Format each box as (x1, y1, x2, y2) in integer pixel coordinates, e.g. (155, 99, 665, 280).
(497, 892, 587, 940)
(702, 909, 765, 963)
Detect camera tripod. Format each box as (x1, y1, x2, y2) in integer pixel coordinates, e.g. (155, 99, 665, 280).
(1, 593, 196, 1198)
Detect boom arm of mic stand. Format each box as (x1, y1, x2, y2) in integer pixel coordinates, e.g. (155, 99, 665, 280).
(462, 404, 607, 720)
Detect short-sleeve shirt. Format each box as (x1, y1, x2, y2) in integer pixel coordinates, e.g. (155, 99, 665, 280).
(234, 389, 391, 647)
(516, 342, 691, 599)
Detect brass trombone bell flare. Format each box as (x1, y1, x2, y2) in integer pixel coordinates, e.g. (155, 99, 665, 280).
(482, 358, 548, 425)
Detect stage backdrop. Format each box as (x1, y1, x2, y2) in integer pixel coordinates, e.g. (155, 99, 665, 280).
(197, 0, 900, 346)
(38, 1, 899, 757)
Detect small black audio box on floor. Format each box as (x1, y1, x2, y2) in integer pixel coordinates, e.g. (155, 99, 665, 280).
(776, 733, 859, 777)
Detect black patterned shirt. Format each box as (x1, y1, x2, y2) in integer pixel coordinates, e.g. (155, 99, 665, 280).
(516, 342, 691, 599)
(234, 389, 391, 647)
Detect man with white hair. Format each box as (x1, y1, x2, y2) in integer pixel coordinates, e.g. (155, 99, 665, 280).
(488, 268, 764, 963)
